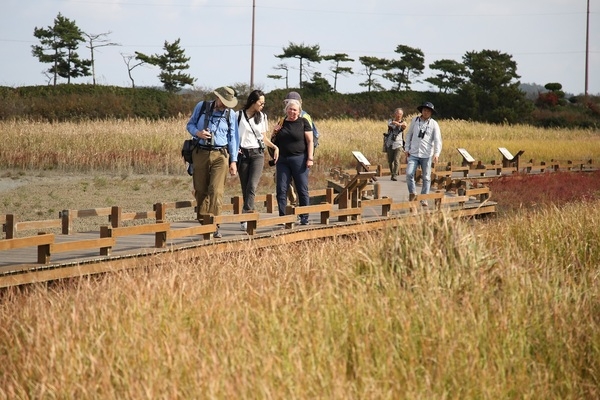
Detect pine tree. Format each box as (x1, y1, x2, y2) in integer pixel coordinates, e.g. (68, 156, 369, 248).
(31, 13, 91, 85)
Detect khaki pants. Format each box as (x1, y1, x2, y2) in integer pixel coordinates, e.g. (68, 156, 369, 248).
(192, 148, 229, 219)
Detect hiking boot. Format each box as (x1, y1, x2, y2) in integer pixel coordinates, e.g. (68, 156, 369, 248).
(240, 222, 247, 231)
(214, 230, 222, 238)
(391, 176, 397, 181)
(409, 193, 416, 201)
(420, 200, 428, 207)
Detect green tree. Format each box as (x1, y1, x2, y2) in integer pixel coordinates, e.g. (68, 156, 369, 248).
(276, 42, 321, 88)
(135, 38, 195, 93)
(271, 63, 290, 89)
(31, 13, 91, 85)
(424, 59, 466, 93)
(358, 56, 390, 92)
(323, 53, 354, 92)
(383, 45, 424, 90)
(303, 72, 333, 94)
(457, 49, 532, 123)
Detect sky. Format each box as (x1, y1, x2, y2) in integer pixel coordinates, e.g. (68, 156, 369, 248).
(1, 0, 599, 96)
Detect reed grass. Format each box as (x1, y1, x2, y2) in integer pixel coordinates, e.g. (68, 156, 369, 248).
(1, 204, 598, 398)
(1, 118, 599, 398)
(1, 118, 599, 174)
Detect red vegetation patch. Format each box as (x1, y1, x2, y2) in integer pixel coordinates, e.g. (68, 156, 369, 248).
(487, 171, 600, 213)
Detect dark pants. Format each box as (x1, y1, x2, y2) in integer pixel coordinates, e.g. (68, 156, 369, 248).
(386, 147, 403, 178)
(238, 148, 265, 213)
(276, 154, 309, 222)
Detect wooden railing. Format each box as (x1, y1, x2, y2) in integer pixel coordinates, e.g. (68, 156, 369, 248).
(0, 186, 494, 267)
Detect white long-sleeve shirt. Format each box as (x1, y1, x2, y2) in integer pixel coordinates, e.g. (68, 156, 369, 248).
(404, 116, 442, 158)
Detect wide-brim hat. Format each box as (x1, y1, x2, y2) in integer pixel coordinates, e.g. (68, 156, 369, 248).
(417, 101, 437, 114)
(213, 86, 238, 108)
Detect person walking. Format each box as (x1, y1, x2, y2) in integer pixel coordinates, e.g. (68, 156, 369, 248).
(271, 91, 318, 206)
(273, 98, 313, 225)
(384, 107, 407, 181)
(237, 90, 278, 231)
(186, 86, 240, 238)
(404, 101, 443, 207)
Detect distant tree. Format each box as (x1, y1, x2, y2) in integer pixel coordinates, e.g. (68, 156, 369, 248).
(121, 53, 147, 88)
(424, 59, 466, 93)
(31, 13, 91, 85)
(135, 38, 195, 92)
(272, 64, 290, 88)
(303, 72, 333, 94)
(536, 82, 566, 108)
(457, 49, 532, 123)
(323, 53, 354, 92)
(276, 42, 321, 88)
(267, 75, 285, 88)
(358, 56, 390, 92)
(83, 31, 120, 85)
(383, 45, 424, 90)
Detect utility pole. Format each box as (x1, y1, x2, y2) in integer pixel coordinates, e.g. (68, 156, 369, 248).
(585, 0, 590, 97)
(250, 0, 256, 89)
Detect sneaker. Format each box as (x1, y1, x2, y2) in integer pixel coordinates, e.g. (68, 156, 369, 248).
(240, 222, 247, 231)
(300, 219, 310, 226)
(214, 230, 222, 238)
(420, 200, 428, 207)
(391, 176, 397, 181)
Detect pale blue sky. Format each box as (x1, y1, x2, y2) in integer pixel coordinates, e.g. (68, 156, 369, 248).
(1, 0, 598, 95)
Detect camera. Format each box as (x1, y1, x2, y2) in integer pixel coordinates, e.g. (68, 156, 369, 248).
(258, 139, 265, 151)
(268, 159, 276, 167)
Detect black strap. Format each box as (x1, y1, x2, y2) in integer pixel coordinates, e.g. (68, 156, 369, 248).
(241, 110, 261, 143)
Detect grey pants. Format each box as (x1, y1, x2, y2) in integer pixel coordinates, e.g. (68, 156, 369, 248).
(238, 148, 265, 213)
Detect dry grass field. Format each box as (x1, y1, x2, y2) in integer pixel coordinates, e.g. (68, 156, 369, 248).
(1, 118, 599, 398)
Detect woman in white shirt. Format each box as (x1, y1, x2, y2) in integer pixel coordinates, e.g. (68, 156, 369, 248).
(237, 90, 279, 230)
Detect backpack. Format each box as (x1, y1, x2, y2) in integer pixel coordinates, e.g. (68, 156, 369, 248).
(300, 110, 319, 149)
(182, 101, 233, 174)
(182, 101, 232, 159)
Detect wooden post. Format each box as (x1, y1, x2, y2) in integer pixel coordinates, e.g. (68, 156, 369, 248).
(266, 193, 276, 213)
(37, 232, 51, 264)
(111, 206, 121, 228)
(5, 214, 16, 239)
(231, 196, 243, 214)
(326, 187, 334, 204)
(100, 225, 113, 256)
(60, 209, 73, 235)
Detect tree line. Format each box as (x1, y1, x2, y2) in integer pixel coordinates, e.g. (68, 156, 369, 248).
(29, 13, 598, 126)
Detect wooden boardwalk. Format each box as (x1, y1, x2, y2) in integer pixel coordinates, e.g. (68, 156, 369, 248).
(0, 167, 497, 287)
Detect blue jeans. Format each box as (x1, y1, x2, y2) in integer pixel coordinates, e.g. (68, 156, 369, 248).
(406, 155, 432, 195)
(276, 154, 309, 222)
(238, 148, 264, 213)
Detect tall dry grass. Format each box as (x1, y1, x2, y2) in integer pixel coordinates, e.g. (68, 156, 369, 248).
(1, 118, 599, 175)
(1, 118, 599, 398)
(1, 204, 599, 398)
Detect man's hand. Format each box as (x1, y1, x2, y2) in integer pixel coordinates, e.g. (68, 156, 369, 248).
(229, 162, 238, 176)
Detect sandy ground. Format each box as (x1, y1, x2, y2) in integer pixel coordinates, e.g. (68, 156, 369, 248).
(0, 170, 200, 226)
